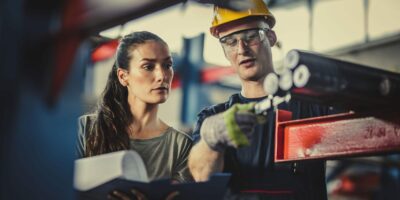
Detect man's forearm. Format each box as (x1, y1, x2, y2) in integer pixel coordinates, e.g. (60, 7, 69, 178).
(188, 139, 224, 182)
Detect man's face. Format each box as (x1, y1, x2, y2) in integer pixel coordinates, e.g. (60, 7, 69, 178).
(218, 19, 275, 82)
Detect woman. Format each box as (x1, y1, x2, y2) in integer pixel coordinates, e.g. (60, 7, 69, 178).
(77, 31, 193, 183)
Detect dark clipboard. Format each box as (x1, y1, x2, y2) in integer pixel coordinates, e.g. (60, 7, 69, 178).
(77, 173, 231, 200)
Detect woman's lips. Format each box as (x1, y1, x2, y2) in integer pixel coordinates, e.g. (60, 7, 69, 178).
(152, 87, 168, 92)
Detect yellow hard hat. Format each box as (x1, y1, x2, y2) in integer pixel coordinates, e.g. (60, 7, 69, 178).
(210, 0, 275, 38)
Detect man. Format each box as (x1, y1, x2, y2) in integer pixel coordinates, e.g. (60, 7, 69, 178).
(188, 0, 334, 199)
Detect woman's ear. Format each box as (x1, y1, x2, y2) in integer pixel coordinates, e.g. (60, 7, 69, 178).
(266, 30, 277, 47)
(117, 68, 129, 86)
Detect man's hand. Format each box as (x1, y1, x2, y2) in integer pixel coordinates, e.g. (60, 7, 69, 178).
(200, 103, 265, 151)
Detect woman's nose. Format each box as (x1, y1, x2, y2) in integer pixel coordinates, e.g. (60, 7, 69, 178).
(155, 66, 167, 82)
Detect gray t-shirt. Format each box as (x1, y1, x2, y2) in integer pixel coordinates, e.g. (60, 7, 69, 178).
(77, 115, 193, 183)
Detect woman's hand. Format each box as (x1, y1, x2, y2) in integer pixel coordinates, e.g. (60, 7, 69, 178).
(107, 189, 147, 200)
(107, 189, 180, 200)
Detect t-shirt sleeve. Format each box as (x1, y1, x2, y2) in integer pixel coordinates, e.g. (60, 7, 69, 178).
(171, 134, 194, 183)
(76, 115, 89, 158)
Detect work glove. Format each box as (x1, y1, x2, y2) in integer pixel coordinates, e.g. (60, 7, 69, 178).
(200, 103, 266, 151)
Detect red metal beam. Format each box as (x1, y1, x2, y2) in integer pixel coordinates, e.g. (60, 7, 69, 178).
(47, 0, 85, 105)
(275, 110, 400, 162)
(91, 40, 119, 62)
(200, 66, 235, 83)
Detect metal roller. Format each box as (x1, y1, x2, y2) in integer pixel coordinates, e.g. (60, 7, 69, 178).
(264, 72, 279, 95)
(278, 70, 293, 91)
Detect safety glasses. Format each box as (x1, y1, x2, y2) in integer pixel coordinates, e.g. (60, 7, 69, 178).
(219, 28, 269, 53)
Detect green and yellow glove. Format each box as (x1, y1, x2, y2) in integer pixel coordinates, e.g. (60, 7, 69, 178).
(200, 102, 266, 151)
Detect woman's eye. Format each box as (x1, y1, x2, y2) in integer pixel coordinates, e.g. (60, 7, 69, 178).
(164, 63, 173, 69)
(143, 64, 154, 71)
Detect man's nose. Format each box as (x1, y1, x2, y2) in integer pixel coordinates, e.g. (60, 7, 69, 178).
(236, 39, 250, 55)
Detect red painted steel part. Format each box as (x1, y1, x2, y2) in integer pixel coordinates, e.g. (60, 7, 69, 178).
(275, 110, 400, 162)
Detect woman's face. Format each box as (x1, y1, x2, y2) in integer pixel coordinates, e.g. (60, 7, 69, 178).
(123, 41, 174, 105)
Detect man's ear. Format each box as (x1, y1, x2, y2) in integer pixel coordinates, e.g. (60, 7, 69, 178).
(117, 68, 129, 86)
(266, 30, 277, 47)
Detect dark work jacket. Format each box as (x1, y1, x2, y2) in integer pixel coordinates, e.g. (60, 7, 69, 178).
(193, 93, 337, 200)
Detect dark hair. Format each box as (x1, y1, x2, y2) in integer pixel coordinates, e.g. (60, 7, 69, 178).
(85, 31, 167, 157)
